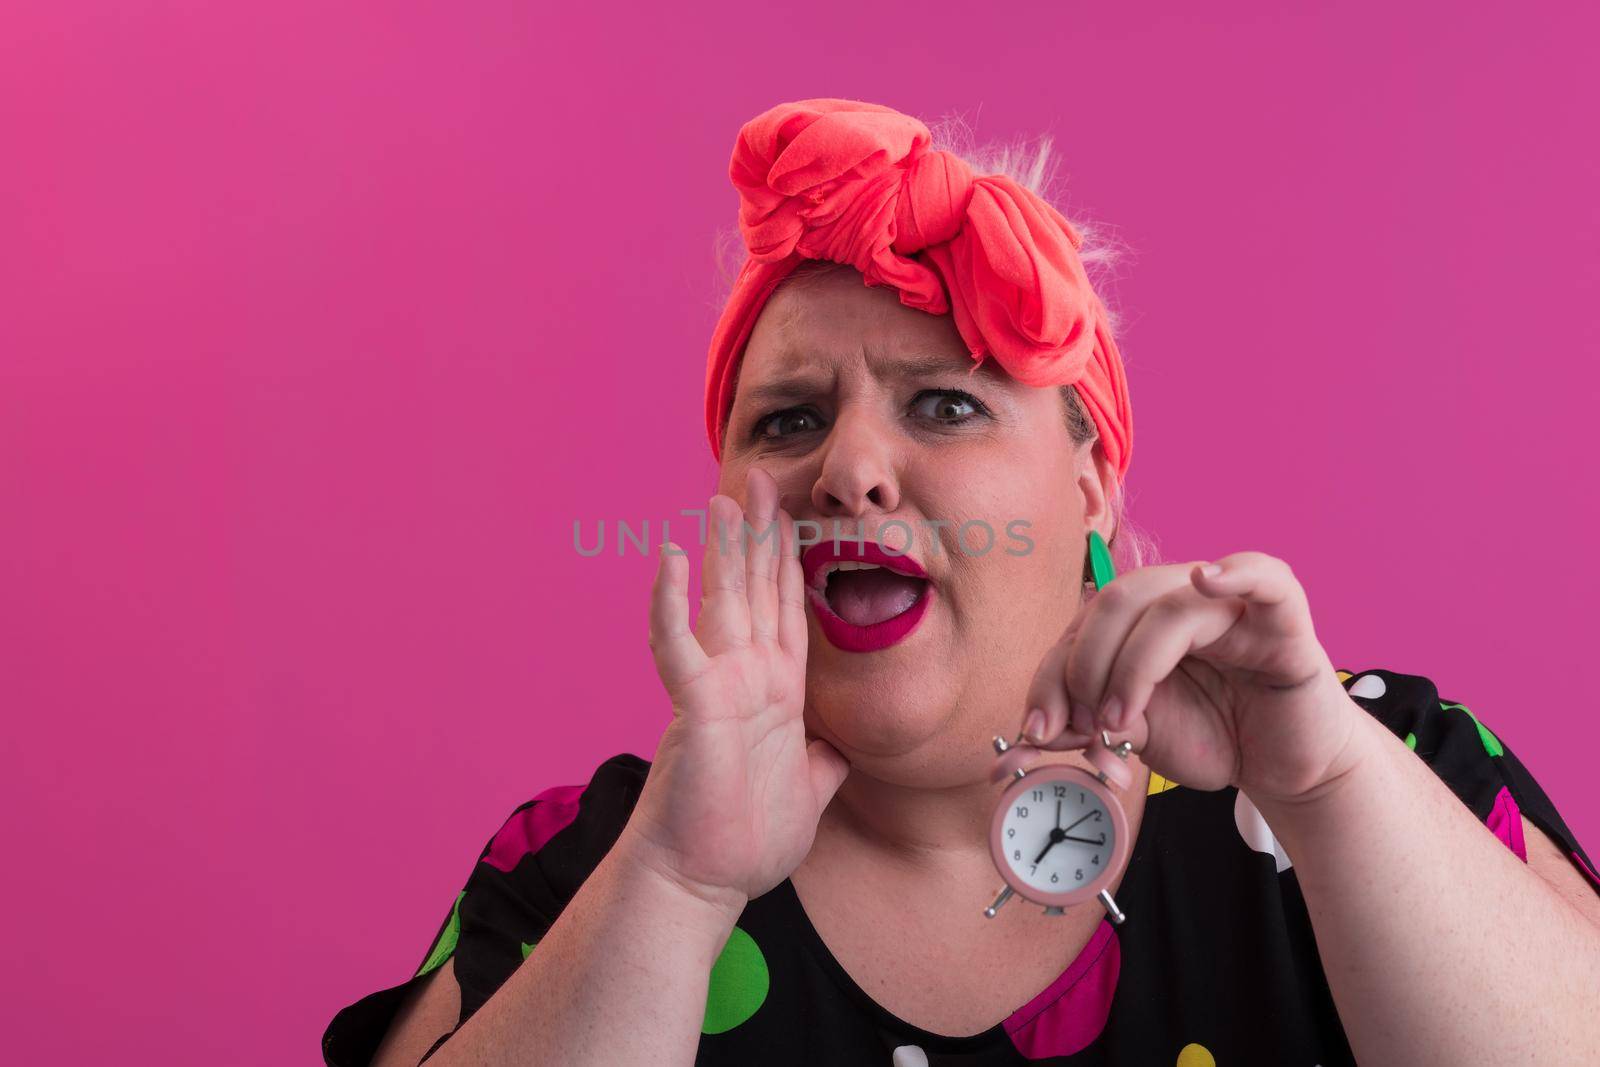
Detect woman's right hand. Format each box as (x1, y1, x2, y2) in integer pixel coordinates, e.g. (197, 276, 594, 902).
(622, 467, 851, 916)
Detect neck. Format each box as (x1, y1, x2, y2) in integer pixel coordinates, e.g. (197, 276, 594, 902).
(805, 746, 1150, 889)
(825, 764, 999, 873)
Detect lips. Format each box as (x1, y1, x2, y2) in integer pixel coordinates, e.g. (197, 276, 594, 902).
(801, 537, 933, 653)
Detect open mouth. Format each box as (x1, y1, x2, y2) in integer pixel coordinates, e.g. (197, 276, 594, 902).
(816, 562, 929, 626)
(800, 540, 934, 652)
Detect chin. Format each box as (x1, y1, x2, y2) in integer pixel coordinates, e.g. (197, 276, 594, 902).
(805, 681, 964, 761)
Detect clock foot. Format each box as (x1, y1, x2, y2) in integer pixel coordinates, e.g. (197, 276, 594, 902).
(983, 885, 1014, 918)
(1097, 888, 1126, 925)
(1043, 906, 1065, 916)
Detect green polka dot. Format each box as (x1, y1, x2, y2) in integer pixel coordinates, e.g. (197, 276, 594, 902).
(416, 890, 465, 977)
(1404, 731, 1417, 750)
(1440, 701, 1503, 758)
(520, 941, 536, 960)
(701, 925, 768, 1035)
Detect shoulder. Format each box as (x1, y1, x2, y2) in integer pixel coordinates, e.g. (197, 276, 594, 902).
(1335, 665, 1453, 731)
(321, 753, 655, 1064)
(1333, 664, 1506, 805)
(1334, 664, 1600, 902)
(451, 753, 654, 1019)
(1332, 666, 1553, 878)
(472, 751, 652, 889)
(1334, 665, 1498, 771)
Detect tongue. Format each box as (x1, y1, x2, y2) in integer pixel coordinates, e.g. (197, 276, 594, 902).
(826, 570, 926, 626)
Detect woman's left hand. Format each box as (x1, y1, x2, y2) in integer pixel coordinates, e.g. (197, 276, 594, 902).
(1021, 552, 1367, 806)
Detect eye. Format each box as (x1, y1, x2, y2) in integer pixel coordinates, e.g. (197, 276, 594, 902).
(911, 389, 988, 425)
(752, 407, 824, 441)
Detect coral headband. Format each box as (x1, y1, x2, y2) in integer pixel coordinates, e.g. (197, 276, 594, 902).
(704, 97, 1133, 480)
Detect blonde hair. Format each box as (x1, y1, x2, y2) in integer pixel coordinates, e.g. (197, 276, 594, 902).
(708, 110, 1164, 577)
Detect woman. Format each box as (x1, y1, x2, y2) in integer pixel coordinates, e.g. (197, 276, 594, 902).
(323, 99, 1600, 1065)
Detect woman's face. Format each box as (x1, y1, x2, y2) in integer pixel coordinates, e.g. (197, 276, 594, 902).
(717, 264, 1116, 785)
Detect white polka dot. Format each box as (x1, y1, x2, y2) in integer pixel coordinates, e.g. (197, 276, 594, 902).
(1348, 673, 1386, 700)
(1234, 791, 1293, 872)
(891, 1046, 929, 1067)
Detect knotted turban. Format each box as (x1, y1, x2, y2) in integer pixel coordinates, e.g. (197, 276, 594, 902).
(704, 98, 1134, 481)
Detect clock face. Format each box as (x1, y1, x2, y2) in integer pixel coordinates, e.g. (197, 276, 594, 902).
(999, 775, 1115, 894)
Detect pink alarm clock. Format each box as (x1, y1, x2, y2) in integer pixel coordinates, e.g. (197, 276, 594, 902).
(983, 729, 1134, 924)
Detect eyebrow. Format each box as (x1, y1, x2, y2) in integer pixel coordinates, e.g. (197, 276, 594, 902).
(739, 353, 980, 407)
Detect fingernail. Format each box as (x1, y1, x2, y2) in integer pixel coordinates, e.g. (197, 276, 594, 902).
(1200, 562, 1222, 578)
(1100, 695, 1123, 731)
(1024, 708, 1047, 743)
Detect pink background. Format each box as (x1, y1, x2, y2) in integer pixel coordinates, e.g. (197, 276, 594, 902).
(3, 2, 1596, 1062)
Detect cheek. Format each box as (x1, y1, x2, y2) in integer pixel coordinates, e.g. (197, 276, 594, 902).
(717, 457, 816, 512)
(918, 474, 1079, 608)
(911, 452, 1021, 521)
(912, 456, 1075, 551)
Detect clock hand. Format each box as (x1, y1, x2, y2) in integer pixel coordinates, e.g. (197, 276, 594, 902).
(1030, 808, 1103, 864)
(1062, 811, 1095, 834)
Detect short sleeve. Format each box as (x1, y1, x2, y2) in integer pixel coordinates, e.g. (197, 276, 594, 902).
(321, 752, 651, 1066)
(1336, 667, 1600, 897)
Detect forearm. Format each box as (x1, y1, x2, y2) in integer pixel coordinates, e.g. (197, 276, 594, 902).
(1256, 705, 1600, 1064)
(428, 828, 745, 1067)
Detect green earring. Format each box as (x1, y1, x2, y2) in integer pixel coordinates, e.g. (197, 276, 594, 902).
(1087, 528, 1117, 590)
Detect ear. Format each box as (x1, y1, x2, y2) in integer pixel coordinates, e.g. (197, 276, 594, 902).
(1075, 437, 1120, 547)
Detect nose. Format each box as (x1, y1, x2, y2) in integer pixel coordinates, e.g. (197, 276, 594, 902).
(809, 406, 902, 519)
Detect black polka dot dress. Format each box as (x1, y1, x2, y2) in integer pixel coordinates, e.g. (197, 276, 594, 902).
(322, 667, 1599, 1065)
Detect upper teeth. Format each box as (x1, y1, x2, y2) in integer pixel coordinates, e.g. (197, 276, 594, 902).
(816, 560, 884, 591)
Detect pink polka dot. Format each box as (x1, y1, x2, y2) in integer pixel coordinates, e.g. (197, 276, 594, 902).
(1484, 785, 1527, 863)
(483, 783, 586, 872)
(1002, 919, 1120, 1059)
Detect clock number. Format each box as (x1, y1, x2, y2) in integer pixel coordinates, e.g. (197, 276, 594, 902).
(1007, 827, 1015, 838)
(1079, 791, 1085, 804)
(1014, 849, 1022, 860)
(1050, 872, 1059, 883)
(1093, 810, 1102, 821)
(1053, 785, 1066, 797)
(1032, 789, 1043, 801)
(1075, 869, 1084, 881)
(1016, 805, 1029, 818)
(1092, 854, 1099, 865)
(1030, 863, 1038, 874)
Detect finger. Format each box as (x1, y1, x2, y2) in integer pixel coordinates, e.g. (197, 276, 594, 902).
(1022, 611, 1089, 745)
(696, 494, 751, 656)
(1094, 582, 1239, 734)
(1190, 552, 1314, 644)
(775, 507, 809, 658)
(1063, 561, 1212, 733)
(1032, 722, 1101, 752)
(649, 541, 709, 694)
(744, 468, 782, 644)
(1095, 651, 1236, 793)
(1096, 712, 1151, 760)
(1188, 552, 1329, 697)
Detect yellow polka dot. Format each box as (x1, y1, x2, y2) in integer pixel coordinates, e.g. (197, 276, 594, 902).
(1148, 772, 1181, 794)
(1175, 1042, 1216, 1067)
